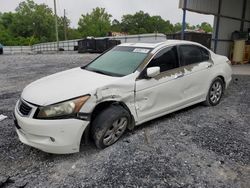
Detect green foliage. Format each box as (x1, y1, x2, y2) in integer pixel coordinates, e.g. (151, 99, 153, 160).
(0, 0, 72, 45)
(117, 11, 175, 35)
(67, 28, 82, 40)
(168, 22, 213, 33)
(0, 1, 213, 46)
(148, 16, 174, 34)
(14, 0, 54, 40)
(196, 22, 213, 33)
(172, 23, 182, 33)
(110, 19, 122, 32)
(121, 11, 151, 34)
(78, 8, 111, 37)
(57, 16, 70, 40)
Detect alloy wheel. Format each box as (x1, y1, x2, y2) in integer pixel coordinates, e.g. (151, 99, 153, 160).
(103, 117, 128, 146)
(210, 81, 223, 104)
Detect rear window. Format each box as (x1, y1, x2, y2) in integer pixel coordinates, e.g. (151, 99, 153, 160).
(179, 45, 210, 66)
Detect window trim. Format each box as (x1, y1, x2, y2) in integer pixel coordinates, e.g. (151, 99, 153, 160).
(177, 44, 212, 67)
(137, 45, 181, 79)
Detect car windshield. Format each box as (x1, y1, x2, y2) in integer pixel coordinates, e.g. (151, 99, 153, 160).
(85, 46, 151, 77)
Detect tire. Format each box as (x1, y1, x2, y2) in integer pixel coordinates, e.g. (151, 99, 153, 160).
(204, 77, 224, 106)
(91, 105, 130, 149)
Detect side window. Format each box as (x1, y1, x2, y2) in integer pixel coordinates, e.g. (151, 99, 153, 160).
(179, 45, 203, 66)
(200, 47, 210, 61)
(147, 46, 179, 72)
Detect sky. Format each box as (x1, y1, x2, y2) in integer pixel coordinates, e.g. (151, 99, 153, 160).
(0, 0, 214, 28)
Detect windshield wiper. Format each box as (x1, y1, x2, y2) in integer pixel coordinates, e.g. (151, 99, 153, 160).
(91, 70, 109, 75)
(84, 67, 123, 77)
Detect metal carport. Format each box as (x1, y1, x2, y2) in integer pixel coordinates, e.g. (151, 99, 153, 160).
(179, 0, 250, 57)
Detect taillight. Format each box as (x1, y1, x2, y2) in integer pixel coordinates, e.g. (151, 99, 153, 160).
(226, 59, 231, 65)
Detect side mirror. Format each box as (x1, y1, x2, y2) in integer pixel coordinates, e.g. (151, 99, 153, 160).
(146, 67, 160, 78)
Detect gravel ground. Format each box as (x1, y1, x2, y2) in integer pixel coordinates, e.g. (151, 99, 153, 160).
(0, 54, 249, 188)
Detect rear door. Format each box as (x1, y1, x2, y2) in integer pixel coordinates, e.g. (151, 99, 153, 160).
(178, 45, 213, 103)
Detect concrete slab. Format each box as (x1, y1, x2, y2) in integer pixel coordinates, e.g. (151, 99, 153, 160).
(232, 64, 250, 75)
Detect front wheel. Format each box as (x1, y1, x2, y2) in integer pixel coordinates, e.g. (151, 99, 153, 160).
(204, 77, 224, 106)
(91, 105, 130, 149)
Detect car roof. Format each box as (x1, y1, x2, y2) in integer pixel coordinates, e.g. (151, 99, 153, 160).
(119, 40, 206, 51)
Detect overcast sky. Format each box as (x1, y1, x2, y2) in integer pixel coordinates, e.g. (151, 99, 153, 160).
(0, 0, 214, 28)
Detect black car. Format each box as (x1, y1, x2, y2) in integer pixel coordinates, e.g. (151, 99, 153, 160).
(0, 43, 3, 54)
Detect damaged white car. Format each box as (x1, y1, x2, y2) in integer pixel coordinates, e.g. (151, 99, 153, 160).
(14, 40, 232, 154)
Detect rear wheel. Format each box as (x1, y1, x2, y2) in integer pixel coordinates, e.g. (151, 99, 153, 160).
(91, 105, 130, 149)
(204, 77, 224, 106)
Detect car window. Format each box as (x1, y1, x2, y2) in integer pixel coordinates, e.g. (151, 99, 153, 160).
(200, 47, 210, 61)
(179, 45, 206, 66)
(179, 45, 202, 65)
(147, 46, 179, 72)
(85, 46, 151, 77)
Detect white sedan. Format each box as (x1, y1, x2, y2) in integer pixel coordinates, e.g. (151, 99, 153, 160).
(14, 40, 232, 154)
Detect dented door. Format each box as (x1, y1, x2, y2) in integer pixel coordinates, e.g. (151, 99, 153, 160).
(135, 46, 187, 123)
(135, 69, 187, 123)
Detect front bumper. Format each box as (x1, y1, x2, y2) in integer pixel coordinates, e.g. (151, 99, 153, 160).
(14, 105, 89, 154)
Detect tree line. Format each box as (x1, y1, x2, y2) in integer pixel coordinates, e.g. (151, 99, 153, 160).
(0, 0, 213, 46)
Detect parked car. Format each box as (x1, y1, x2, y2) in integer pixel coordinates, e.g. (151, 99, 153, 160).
(13, 40, 232, 154)
(0, 43, 3, 54)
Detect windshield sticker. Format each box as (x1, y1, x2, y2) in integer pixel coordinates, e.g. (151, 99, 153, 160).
(133, 48, 150, 54)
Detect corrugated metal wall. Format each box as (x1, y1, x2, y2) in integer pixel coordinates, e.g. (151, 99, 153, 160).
(221, 0, 243, 18)
(246, 0, 250, 20)
(179, 0, 250, 57)
(179, 0, 219, 15)
(244, 0, 250, 31)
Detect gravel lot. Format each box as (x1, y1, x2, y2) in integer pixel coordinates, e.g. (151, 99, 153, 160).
(0, 53, 249, 188)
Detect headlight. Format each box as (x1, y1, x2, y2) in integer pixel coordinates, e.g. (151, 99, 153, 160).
(36, 95, 90, 119)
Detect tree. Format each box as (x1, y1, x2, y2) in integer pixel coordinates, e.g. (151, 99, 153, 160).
(120, 14, 136, 34)
(0, 2, 214, 46)
(172, 22, 198, 33)
(196, 22, 213, 33)
(111, 19, 122, 32)
(121, 11, 151, 34)
(67, 28, 82, 40)
(148, 16, 174, 34)
(57, 16, 70, 40)
(0, 12, 15, 45)
(120, 11, 174, 34)
(173, 23, 182, 33)
(0, 12, 15, 29)
(0, 0, 72, 45)
(78, 8, 111, 37)
(13, 0, 55, 42)
(186, 23, 196, 30)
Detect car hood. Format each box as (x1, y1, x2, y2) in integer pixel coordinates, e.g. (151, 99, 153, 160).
(21, 67, 119, 106)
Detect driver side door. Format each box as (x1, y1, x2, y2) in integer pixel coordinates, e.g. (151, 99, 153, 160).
(135, 46, 187, 123)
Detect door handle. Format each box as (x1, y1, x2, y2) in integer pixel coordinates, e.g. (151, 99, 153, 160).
(174, 73, 184, 79)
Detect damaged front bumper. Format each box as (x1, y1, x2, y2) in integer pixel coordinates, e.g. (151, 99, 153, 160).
(13, 107, 89, 154)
